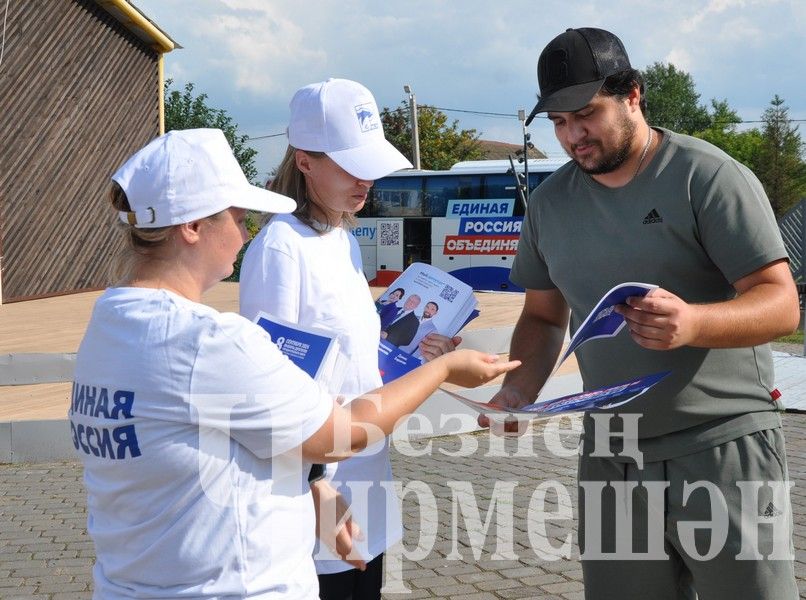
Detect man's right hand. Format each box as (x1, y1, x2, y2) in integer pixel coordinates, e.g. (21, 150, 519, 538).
(472, 288, 569, 433)
(477, 384, 531, 432)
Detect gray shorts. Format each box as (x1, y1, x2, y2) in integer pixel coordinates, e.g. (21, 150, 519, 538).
(578, 428, 797, 600)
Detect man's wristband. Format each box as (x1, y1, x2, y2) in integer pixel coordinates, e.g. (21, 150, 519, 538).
(308, 463, 326, 484)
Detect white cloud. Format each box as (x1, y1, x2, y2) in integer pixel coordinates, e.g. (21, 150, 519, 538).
(665, 48, 693, 72)
(681, 0, 743, 32)
(134, 0, 804, 174)
(193, 11, 327, 96)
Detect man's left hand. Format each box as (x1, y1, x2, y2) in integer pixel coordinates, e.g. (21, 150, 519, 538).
(615, 288, 701, 350)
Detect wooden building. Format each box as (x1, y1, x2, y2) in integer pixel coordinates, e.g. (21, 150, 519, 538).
(0, 0, 175, 303)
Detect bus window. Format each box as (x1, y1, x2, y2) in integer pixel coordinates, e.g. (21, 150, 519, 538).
(355, 159, 568, 291)
(484, 173, 525, 215)
(424, 175, 482, 217)
(484, 171, 554, 216)
(369, 176, 424, 217)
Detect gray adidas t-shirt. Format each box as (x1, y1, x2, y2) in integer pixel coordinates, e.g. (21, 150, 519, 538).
(511, 128, 788, 462)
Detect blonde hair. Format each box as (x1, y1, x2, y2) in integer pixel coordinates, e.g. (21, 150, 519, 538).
(269, 146, 357, 232)
(109, 183, 174, 283)
(108, 183, 227, 283)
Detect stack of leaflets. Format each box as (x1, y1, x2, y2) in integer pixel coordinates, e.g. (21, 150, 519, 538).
(376, 262, 479, 383)
(253, 312, 347, 395)
(448, 282, 671, 419)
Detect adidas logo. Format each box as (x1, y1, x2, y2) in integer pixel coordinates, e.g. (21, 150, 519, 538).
(761, 501, 783, 518)
(643, 209, 663, 224)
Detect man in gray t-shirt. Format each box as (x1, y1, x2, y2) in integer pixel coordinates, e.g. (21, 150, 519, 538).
(492, 27, 801, 599)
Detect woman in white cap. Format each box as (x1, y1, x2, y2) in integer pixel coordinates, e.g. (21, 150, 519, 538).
(239, 80, 458, 599)
(70, 128, 517, 599)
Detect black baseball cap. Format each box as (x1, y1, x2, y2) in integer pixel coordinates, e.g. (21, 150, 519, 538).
(524, 28, 632, 125)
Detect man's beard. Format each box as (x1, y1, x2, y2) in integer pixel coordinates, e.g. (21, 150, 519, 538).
(571, 111, 637, 175)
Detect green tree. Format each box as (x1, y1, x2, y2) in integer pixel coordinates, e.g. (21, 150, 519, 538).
(163, 79, 258, 183)
(642, 62, 710, 134)
(381, 103, 484, 170)
(754, 95, 806, 216)
(694, 99, 763, 169)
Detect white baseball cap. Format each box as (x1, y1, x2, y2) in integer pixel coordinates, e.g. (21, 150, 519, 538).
(287, 78, 413, 181)
(112, 128, 296, 228)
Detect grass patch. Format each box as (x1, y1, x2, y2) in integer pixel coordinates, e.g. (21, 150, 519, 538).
(776, 329, 805, 345)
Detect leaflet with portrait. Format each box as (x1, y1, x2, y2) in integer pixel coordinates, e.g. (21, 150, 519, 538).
(446, 281, 670, 418)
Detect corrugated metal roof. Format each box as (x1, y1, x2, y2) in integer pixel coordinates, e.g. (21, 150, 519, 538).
(93, 0, 178, 53)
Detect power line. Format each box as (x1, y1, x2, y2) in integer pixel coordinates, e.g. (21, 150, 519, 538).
(247, 131, 287, 141)
(427, 105, 518, 119)
(358, 103, 806, 125)
(390, 103, 806, 124)
(242, 105, 517, 142)
(244, 110, 806, 141)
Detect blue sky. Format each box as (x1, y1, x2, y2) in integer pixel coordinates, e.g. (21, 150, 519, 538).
(133, 0, 806, 182)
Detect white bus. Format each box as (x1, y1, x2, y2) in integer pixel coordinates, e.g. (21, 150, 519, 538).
(352, 157, 569, 291)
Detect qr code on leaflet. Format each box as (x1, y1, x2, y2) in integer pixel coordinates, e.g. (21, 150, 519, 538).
(379, 222, 401, 246)
(439, 284, 458, 303)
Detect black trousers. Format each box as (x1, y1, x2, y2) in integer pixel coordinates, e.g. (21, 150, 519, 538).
(317, 553, 383, 600)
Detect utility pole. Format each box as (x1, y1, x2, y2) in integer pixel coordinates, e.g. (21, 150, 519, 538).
(403, 84, 421, 169)
(518, 109, 530, 194)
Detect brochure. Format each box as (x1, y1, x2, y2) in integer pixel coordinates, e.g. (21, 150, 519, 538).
(445, 281, 669, 419)
(254, 311, 346, 393)
(376, 262, 479, 383)
(444, 371, 670, 419)
(557, 282, 657, 367)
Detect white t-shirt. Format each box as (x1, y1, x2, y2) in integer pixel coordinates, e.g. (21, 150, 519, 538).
(240, 214, 403, 574)
(69, 287, 333, 599)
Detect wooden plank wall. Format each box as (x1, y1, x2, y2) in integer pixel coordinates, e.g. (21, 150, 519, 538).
(0, 0, 161, 302)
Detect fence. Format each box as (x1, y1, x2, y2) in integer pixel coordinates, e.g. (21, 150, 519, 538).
(779, 199, 805, 283)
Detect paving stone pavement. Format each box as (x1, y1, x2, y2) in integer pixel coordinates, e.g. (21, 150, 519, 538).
(1, 414, 805, 599)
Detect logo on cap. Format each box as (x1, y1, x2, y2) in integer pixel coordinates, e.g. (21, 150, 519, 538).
(545, 49, 571, 87)
(525, 27, 632, 125)
(355, 103, 379, 133)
